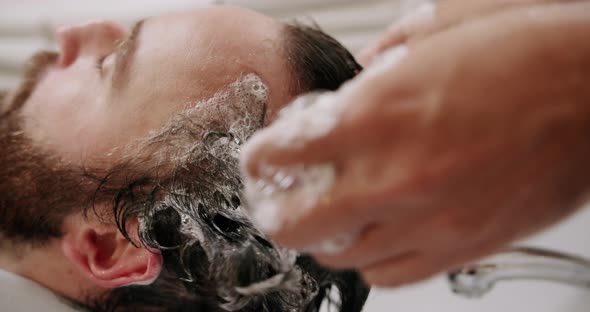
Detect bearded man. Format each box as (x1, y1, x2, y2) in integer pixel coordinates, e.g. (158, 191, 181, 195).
(0, 5, 368, 312)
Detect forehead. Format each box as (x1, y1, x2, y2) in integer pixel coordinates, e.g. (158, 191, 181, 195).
(137, 9, 266, 85)
(143, 7, 281, 56)
(131, 6, 293, 119)
(152, 6, 279, 33)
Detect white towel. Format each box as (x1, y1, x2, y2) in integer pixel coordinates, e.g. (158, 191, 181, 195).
(0, 269, 79, 312)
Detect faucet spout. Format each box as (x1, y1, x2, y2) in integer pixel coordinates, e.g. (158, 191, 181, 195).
(448, 247, 590, 298)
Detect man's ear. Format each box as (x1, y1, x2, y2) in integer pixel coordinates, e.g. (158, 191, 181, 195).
(61, 218, 162, 289)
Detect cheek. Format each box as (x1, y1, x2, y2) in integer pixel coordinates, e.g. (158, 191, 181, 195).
(21, 66, 114, 162)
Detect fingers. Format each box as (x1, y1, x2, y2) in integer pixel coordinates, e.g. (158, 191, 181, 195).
(240, 62, 420, 247)
(240, 61, 429, 250)
(241, 92, 356, 177)
(311, 203, 505, 270)
(240, 102, 423, 250)
(241, 54, 415, 180)
(242, 154, 398, 249)
(310, 209, 459, 269)
(360, 241, 502, 287)
(312, 220, 426, 269)
(361, 252, 442, 288)
(354, 216, 510, 287)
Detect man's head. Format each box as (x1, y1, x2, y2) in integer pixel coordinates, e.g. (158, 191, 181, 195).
(0, 5, 365, 312)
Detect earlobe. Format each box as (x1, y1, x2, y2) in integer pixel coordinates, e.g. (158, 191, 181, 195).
(62, 223, 163, 289)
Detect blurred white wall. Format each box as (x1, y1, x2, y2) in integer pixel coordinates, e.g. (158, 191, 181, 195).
(1, 1, 589, 311)
(0, 0, 418, 91)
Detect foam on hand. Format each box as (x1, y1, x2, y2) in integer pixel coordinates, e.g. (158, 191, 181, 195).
(240, 42, 412, 241)
(239, 88, 350, 238)
(244, 163, 336, 235)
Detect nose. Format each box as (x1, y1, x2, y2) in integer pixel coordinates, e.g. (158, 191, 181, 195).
(55, 20, 127, 67)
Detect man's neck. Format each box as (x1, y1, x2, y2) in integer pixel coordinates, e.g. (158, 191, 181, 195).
(0, 239, 98, 303)
(0, 240, 31, 277)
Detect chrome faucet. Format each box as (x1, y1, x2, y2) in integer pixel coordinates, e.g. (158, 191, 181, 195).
(448, 247, 590, 298)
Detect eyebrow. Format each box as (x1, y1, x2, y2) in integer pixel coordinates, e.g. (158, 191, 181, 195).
(111, 19, 145, 91)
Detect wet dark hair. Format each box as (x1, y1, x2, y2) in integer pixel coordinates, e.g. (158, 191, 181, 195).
(87, 22, 367, 312)
(0, 23, 367, 312)
(284, 22, 362, 93)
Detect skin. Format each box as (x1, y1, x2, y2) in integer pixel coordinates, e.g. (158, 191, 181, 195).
(242, 1, 590, 287)
(357, 0, 577, 65)
(1, 6, 295, 302)
(21, 6, 293, 165)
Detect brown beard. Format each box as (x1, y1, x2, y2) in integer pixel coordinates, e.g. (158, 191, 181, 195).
(0, 105, 96, 245)
(0, 51, 97, 245)
(0, 51, 269, 246)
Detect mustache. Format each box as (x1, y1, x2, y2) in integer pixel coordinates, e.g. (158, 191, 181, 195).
(2, 51, 58, 116)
